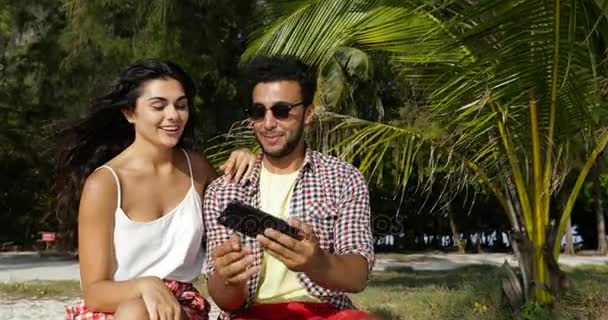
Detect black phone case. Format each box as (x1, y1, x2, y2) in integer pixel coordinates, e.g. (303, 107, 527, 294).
(218, 200, 303, 240)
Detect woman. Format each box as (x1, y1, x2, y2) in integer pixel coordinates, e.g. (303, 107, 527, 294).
(57, 59, 254, 320)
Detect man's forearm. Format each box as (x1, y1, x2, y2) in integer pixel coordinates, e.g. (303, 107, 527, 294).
(207, 273, 248, 312)
(305, 252, 369, 293)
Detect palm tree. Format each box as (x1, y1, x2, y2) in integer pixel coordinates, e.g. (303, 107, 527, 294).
(212, 0, 608, 307)
(592, 158, 608, 255)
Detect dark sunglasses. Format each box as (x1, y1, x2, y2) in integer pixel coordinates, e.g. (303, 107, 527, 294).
(246, 101, 305, 120)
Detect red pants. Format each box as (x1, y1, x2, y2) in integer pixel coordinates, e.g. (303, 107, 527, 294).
(232, 302, 379, 320)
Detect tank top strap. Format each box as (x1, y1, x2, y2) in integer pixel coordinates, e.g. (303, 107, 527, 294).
(95, 165, 122, 209)
(181, 149, 195, 187)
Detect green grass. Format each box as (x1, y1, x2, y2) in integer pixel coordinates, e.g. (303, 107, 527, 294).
(551, 265, 608, 320)
(352, 266, 510, 320)
(0, 280, 81, 300)
(1, 265, 607, 320)
(350, 265, 608, 320)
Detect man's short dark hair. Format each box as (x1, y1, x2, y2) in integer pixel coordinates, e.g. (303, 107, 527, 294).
(241, 55, 316, 107)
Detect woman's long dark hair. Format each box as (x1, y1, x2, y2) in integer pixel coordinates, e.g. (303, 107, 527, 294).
(52, 59, 196, 248)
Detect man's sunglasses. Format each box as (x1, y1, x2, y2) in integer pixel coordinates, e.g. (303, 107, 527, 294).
(246, 101, 305, 120)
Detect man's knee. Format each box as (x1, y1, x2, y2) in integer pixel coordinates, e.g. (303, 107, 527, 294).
(114, 298, 149, 320)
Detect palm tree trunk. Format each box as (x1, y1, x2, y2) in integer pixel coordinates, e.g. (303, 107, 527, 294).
(564, 217, 575, 255)
(593, 162, 607, 255)
(448, 206, 465, 253)
(475, 215, 483, 253)
(560, 190, 575, 255)
(436, 216, 443, 249)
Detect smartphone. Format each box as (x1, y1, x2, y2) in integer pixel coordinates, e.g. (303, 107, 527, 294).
(218, 200, 303, 240)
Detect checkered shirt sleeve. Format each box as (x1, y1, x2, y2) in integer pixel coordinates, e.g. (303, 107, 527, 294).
(334, 166, 375, 271)
(202, 179, 234, 276)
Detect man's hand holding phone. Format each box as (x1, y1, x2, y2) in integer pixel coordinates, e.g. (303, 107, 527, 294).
(216, 201, 330, 281)
(212, 234, 259, 286)
(256, 218, 329, 275)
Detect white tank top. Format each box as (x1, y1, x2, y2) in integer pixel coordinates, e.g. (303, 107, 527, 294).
(96, 149, 205, 283)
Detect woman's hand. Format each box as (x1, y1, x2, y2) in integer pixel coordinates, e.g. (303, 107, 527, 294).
(137, 276, 182, 320)
(219, 148, 257, 183)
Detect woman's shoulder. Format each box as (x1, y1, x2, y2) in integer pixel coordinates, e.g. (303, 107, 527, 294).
(100, 151, 142, 178)
(82, 149, 130, 196)
(83, 165, 119, 195)
(183, 149, 217, 186)
(184, 149, 211, 166)
(79, 166, 120, 219)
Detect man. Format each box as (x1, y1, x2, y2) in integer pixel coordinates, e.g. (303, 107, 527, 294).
(203, 55, 377, 320)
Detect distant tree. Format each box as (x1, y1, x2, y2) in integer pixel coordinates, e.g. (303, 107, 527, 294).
(0, 0, 259, 249)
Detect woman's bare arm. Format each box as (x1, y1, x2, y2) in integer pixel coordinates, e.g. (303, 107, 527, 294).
(78, 169, 146, 312)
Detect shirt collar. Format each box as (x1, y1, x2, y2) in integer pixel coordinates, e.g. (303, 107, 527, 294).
(242, 145, 316, 191)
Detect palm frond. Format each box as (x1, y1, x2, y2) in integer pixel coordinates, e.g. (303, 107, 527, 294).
(204, 120, 259, 169)
(205, 0, 608, 253)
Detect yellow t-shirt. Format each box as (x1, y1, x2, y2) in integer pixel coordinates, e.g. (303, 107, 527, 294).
(255, 165, 320, 304)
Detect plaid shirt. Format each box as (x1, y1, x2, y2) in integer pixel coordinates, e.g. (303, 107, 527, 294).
(203, 147, 375, 319)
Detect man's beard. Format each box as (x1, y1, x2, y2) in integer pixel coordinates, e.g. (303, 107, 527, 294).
(256, 117, 305, 159)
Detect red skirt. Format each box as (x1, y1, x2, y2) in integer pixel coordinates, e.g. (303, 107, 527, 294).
(65, 279, 209, 320)
(232, 302, 379, 320)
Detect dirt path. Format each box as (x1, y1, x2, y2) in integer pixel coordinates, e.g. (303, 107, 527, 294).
(0, 298, 73, 320)
(373, 252, 608, 271)
(3, 251, 607, 282)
